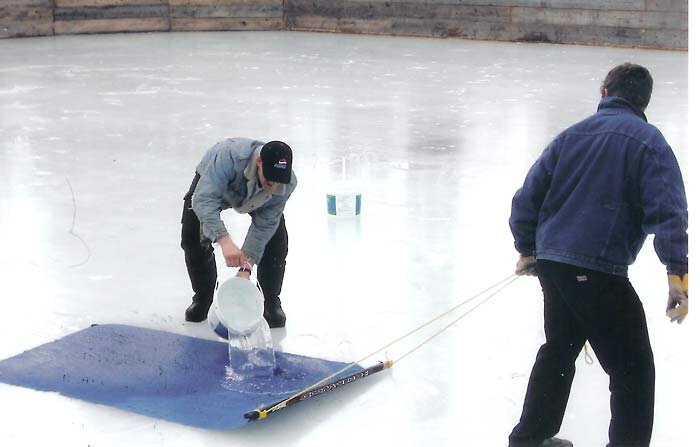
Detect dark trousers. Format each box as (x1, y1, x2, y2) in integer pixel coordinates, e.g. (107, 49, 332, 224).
(509, 260, 655, 447)
(180, 173, 288, 308)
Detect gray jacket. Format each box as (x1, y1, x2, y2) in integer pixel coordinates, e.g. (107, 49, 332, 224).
(192, 138, 297, 264)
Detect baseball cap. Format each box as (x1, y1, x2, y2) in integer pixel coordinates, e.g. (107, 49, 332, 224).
(260, 141, 293, 184)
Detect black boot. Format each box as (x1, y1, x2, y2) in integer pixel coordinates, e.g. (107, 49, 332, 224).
(185, 298, 212, 322)
(264, 297, 286, 328)
(185, 302, 208, 322)
(184, 265, 216, 323)
(183, 270, 217, 322)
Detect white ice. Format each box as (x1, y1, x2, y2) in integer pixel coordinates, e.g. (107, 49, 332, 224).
(0, 30, 696, 447)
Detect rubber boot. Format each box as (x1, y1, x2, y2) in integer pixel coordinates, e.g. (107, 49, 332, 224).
(185, 300, 211, 322)
(263, 296, 286, 328)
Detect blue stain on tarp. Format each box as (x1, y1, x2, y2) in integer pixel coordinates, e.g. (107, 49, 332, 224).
(0, 324, 363, 429)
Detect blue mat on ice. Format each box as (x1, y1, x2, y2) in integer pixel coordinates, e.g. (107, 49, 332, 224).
(0, 324, 362, 429)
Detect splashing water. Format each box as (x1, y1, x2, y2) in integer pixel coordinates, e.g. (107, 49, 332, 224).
(226, 320, 276, 382)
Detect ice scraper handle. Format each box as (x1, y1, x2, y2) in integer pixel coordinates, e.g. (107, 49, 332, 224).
(667, 273, 688, 324)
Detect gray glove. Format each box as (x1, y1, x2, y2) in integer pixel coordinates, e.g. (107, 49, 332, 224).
(515, 255, 537, 276)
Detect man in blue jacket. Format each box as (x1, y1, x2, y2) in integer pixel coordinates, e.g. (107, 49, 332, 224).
(181, 138, 296, 327)
(508, 63, 688, 447)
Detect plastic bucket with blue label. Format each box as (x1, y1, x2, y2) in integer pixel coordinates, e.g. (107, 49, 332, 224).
(327, 183, 362, 217)
(207, 277, 265, 339)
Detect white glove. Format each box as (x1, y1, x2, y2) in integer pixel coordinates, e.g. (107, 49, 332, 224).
(515, 255, 537, 276)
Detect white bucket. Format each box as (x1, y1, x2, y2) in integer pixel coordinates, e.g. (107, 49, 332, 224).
(327, 182, 362, 217)
(207, 277, 265, 339)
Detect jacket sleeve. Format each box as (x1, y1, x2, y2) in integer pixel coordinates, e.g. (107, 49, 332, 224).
(241, 196, 287, 264)
(639, 144, 688, 276)
(509, 142, 558, 256)
(191, 147, 238, 242)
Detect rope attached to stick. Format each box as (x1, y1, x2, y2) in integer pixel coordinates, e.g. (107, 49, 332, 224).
(247, 273, 520, 420)
(393, 274, 520, 365)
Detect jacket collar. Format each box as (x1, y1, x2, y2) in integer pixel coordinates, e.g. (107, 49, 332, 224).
(597, 96, 647, 122)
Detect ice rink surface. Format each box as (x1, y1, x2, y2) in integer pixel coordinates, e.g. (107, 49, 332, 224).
(0, 30, 695, 446)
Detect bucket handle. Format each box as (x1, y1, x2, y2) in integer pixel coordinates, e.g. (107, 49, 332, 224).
(240, 261, 263, 295)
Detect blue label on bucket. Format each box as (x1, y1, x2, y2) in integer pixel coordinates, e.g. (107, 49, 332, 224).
(213, 322, 229, 339)
(326, 194, 337, 215)
(326, 193, 361, 216)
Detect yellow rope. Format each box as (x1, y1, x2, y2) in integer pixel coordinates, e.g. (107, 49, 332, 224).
(393, 275, 520, 365)
(257, 273, 519, 417)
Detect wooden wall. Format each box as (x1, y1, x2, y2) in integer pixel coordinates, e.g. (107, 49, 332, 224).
(1, 0, 53, 38)
(0, 0, 284, 36)
(286, 0, 688, 50)
(170, 0, 283, 31)
(0, 0, 688, 49)
(54, 0, 170, 35)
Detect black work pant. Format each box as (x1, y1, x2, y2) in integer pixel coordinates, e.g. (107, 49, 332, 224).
(509, 260, 655, 447)
(180, 173, 288, 308)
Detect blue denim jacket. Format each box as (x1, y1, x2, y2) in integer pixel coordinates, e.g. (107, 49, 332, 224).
(192, 138, 296, 264)
(509, 97, 688, 277)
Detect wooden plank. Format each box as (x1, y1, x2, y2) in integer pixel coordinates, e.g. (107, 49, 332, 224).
(0, 0, 53, 7)
(285, 14, 340, 31)
(336, 16, 510, 39)
(512, 7, 687, 30)
(54, 17, 169, 33)
(341, 2, 511, 23)
(0, 22, 53, 38)
(645, 0, 687, 12)
(54, 5, 170, 21)
(0, 1, 53, 38)
(170, 16, 283, 31)
(55, 0, 167, 6)
(170, 5, 283, 19)
(285, 0, 342, 17)
(342, 0, 644, 10)
(511, 22, 686, 49)
(169, 0, 282, 6)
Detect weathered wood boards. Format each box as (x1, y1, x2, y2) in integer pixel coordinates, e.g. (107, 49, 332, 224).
(0, 0, 53, 38)
(53, 0, 170, 34)
(0, 0, 687, 49)
(285, 0, 688, 49)
(0, 0, 284, 36)
(169, 0, 283, 31)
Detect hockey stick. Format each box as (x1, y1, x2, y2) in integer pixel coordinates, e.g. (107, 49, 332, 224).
(244, 360, 393, 420)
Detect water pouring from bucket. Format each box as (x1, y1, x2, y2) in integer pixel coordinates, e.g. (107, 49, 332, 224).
(207, 275, 276, 379)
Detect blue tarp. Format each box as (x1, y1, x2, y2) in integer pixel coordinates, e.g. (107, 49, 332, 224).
(0, 324, 362, 429)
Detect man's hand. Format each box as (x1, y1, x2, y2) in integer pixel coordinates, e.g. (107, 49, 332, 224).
(216, 235, 250, 268)
(667, 273, 688, 324)
(515, 255, 537, 276)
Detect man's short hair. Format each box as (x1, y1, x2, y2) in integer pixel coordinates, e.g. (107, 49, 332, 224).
(601, 63, 653, 110)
